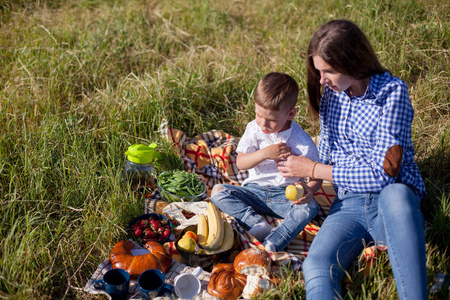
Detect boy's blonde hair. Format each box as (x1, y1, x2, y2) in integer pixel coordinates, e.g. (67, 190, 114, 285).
(254, 72, 299, 111)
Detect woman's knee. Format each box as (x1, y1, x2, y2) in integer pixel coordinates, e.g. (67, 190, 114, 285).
(380, 183, 414, 201)
(379, 183, 419, 215)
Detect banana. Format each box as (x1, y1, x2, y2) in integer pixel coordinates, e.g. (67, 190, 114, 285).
(219, 221, 234, 252)
(202, 221, 234, 255)
(203, 201, 224, 251)
(197, 214, 208, 246)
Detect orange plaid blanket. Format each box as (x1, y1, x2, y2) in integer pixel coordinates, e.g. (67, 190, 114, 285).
(158, 124, 337, 264)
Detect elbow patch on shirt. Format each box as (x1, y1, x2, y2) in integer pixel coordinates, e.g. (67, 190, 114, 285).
(383, 145, 403, 177)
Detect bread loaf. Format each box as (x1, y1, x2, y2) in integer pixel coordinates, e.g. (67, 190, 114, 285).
(233, 248, 272, 299)
(109, 240, 172, 280)
(233, 248, 271, 277)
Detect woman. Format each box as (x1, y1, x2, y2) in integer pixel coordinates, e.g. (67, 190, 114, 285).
(278, 20, 428, 299)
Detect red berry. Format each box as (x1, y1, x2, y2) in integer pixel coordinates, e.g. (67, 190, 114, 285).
(163, 229, 170, 238)
(151, 222, 161, 231)
(146, 231, 157, 238)
(134, 228, 143, 237)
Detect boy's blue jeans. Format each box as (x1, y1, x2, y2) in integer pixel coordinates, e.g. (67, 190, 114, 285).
(211, 183, 318, 251)
(302, 183, 428, 300)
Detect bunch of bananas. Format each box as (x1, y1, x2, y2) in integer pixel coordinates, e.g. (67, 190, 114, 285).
(197, 202, 234, 254)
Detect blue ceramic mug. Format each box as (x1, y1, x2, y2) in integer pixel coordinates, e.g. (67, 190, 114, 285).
(94, 268, 130, 300)
(138, 269, 173, 298)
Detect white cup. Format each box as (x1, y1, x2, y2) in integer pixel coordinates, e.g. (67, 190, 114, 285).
(174, 266, 203, 300)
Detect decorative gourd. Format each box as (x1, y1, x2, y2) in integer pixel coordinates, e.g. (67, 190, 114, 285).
(109, 240, 172, 280)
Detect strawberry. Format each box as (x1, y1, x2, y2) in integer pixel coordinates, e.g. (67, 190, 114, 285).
(163, 228, 170, 238)
(146, 231, 157, 238)
(134, 228, 143, 237)
(150, 220, 161, 230)
(137, 220, 146, 229)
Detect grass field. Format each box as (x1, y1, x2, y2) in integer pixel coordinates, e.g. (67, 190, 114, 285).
(1, 0, 449, 299)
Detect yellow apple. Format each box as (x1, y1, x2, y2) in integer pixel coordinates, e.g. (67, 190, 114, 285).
(285, 184, 304, 201)
(177, 237, 196, 253)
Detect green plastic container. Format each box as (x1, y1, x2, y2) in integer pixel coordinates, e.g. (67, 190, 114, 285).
(123, 143, 161, 191)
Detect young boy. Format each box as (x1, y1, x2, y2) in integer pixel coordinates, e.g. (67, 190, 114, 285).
(211, 72, 322, 252)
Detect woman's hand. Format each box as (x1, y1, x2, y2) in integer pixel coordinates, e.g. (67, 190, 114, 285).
(278, 155, 334, 182)
(278, 155, 314, 178)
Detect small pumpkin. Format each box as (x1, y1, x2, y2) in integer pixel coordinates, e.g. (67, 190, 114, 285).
(109, 240, 172, 280)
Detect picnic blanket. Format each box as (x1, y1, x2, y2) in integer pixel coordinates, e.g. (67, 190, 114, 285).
(84, 124, 382, 299)
(145, 196, 305, 270)
(158, 122, 336, 261)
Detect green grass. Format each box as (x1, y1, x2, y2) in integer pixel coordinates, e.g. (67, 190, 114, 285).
(1, 0, 449, 298)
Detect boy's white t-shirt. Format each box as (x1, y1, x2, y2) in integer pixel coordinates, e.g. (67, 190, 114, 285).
(237, 120, 319, 187)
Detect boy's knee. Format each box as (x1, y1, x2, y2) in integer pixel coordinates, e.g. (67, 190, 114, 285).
(211, 184, 226, 196)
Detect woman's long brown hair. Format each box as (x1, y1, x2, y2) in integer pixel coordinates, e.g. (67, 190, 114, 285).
(306, 20, 388, 116)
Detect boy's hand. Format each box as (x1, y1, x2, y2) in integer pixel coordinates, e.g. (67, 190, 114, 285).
(263, 143, 291, 161)
(291, 181, 314, 204)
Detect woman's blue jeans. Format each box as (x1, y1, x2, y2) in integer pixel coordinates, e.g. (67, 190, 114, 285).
(302, 183, 428, 299)
(211, 183, 318, 251)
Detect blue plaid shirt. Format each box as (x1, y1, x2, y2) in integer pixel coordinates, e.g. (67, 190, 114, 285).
(318, 72, 426, 199)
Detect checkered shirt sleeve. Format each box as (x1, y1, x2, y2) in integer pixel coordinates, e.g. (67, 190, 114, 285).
(318, 72, 426, 198)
